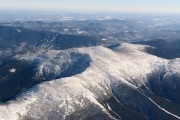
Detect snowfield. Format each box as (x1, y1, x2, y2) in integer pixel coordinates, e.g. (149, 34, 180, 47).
(0, 43, 180, 120)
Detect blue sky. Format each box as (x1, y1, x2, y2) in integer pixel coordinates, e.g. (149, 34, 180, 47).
(1, 0, 180, 13)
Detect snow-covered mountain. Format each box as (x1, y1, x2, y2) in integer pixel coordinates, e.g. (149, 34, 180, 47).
(0, 43, 180, 120)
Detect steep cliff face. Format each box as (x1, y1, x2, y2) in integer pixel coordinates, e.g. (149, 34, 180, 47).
(0, 43, 180, 120)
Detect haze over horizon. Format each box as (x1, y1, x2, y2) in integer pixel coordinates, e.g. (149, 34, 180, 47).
(1, 0, 180, 13)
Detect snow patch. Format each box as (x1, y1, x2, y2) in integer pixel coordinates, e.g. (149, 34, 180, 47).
(148, 97, 180, 119)
(16, 29, 21, 33)
(77, 31, 85, 34)
(101, 38, 106, 41)
(63, 28, 68, 31)
(9, 68, 16, 73)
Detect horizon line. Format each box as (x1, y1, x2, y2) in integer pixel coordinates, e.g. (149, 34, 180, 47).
(1, 6, 180, 14)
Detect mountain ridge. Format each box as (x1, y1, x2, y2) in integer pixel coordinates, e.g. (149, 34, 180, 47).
(0, 43, 180, 120)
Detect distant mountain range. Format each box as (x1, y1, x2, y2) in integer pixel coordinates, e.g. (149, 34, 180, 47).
(0, 26, 102, 60)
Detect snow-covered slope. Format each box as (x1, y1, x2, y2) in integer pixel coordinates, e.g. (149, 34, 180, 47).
(0, 43, 180, 120)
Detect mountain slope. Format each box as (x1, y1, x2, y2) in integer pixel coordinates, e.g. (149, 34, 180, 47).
(134, 39, 180, 59)
(0, 43, 180, 120)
